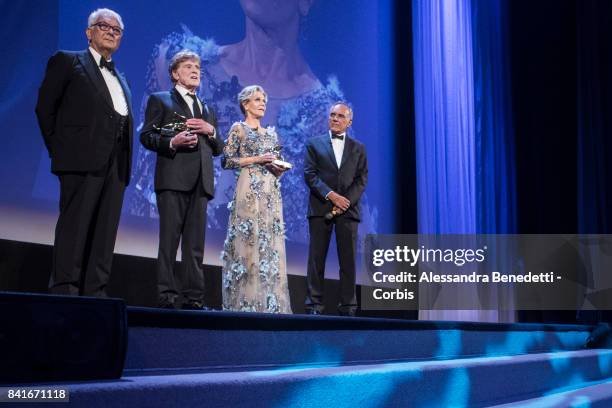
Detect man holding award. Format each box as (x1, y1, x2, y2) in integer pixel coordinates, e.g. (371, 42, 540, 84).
(304, 102, 368, 316)
(140, 50, 222, 309)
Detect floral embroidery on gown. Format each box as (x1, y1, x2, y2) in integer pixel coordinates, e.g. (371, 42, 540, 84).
(221, 122, 292, 313)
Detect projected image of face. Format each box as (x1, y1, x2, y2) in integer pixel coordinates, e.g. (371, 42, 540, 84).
(86, 16, 122, 57)
(172, 58, 201, 91)
(240, 0, 307, 27)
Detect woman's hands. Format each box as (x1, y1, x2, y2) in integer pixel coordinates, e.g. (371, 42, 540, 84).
(241, 153, 286, 176)
(256, 153, 276, 164)
(265, 162, 287, 177)
(254, 153, 287, 176)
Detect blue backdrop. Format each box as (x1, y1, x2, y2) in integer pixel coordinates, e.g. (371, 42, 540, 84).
(0, 0, 394, 280)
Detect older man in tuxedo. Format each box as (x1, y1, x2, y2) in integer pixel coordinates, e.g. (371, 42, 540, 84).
(140, 50, 222, 309)
(304, 102, 368, 316)
(35, 8, 133, 297)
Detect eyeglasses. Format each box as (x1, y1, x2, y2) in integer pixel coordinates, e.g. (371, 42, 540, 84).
(91, 22, 123, 36)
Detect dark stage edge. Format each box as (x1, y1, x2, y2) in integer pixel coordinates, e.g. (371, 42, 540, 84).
(127, 305, 592, 332)
(123, 306, 598, 376)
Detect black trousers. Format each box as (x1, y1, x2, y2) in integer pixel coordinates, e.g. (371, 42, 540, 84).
(156, 179, 208, 304)
(50, 149, 127, 297)
(305, 216, 358, 314)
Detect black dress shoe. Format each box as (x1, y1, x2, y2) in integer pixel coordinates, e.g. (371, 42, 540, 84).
(182, 301, 206, 310)
(306, 309, 322, 315)
(338, 310, 356, 317)
(157, 300, 176, 309)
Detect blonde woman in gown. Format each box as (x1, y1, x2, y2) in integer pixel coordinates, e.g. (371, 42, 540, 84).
(221, 85, 292, 313)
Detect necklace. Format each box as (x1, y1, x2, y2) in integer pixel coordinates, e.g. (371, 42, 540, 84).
(244, 121, 260, 132)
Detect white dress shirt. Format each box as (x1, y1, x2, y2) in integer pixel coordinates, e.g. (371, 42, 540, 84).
(88, 47, 128, 116)
(330, 131, 346, 168)
(324, 131, 347, 201)
(169, 85, 214, 150)
(175, 84, 203, 117)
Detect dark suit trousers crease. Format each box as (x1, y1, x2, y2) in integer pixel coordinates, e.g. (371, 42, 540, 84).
(306, 216, 358, 313)
(156, 179, 208, 303)
(50, 149, 127, 297)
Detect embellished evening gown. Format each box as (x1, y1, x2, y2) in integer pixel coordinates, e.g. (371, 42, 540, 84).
(221, 122, 292, 313)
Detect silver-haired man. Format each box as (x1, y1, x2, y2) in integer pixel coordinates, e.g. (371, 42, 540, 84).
(35, 8, 133, 297)
(140, 50, 222, 309)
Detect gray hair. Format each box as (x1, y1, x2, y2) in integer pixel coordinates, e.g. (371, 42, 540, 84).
(88, 8, 124, 30)
(238, 85, 267, 115)
(169, 50, 201, 83)
(330, 101, 353, 120)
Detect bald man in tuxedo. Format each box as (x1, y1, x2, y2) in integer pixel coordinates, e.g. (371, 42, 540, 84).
(304, 102, 368, 316)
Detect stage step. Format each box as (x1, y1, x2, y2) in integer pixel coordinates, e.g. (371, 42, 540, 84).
(125, 307, 593, 374)
(60, 349, 612, 407)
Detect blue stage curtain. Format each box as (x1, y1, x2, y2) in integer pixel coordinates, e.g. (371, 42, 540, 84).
(412, 0, 476, 236)
(471, 0, 516, 235)
(413, 0, 516, 322)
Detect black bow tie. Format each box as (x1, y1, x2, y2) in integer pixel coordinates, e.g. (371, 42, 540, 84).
(331, 133, 344, 140)
(99, 58, 116, 75)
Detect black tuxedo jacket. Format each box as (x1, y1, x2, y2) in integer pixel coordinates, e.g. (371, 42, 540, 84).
(304, 134, 368, 221)
(35, 50, 133, 183)
(140, 89, 222, 197)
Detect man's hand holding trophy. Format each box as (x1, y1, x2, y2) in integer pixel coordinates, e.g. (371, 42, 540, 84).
(153, 112, 198, 150)
(325, 191, 350, 220)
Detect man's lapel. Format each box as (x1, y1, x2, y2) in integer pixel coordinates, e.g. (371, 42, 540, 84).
(171, 88, 193, 119)
(116, 71, 132, 117)
(78, 50, 114, 111)
(201, 101, 211, 122)
(339, 136, 353, 170)
(322, 135, 339, 169)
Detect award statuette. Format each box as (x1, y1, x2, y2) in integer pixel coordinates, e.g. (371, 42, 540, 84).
(153, 112, 189, 137)
(271, 145, 292, 170)
(325, 206, 341, 221)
